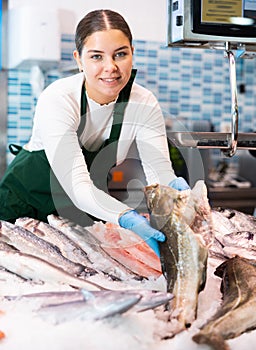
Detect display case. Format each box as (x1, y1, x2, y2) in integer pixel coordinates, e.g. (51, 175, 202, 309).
(168, 0, 256, 50)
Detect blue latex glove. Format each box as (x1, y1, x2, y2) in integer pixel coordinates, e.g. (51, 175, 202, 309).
(118, 210, 165, 257)
(169, 177, 190, 191)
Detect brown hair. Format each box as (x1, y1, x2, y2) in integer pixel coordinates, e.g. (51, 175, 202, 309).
(75, 9, 133, 56)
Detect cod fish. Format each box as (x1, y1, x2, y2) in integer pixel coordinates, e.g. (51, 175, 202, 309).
(47, 215, 141, 281)
(0, 247, 105, 292)
(193, 256, 256, 350)
(0, 220, 86, 276)
(144, 180, 213, 337)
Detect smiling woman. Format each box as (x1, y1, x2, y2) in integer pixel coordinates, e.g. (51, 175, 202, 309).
(0, 9, 189, 258)
(73, 29, 134, 105)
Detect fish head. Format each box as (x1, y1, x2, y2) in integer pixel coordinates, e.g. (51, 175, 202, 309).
(144, 183, 191, 231)
(144, 184, 176, 216)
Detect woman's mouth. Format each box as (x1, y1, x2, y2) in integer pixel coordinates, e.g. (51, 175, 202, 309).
(100, 77, 120, 84)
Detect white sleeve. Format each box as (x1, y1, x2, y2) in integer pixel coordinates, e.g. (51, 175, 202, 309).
(35, 91, 131, 224)
(132, 94, 177, 185)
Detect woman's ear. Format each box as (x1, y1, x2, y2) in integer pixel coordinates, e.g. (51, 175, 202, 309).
(73, 50, 83, 72)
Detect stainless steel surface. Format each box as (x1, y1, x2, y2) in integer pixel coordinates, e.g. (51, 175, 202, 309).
(224, 45, 238, 157)
(167, 132, 256, 150)
(209, 187, 256, 215)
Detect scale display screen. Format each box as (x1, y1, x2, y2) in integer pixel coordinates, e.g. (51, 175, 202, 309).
(193, 0, 256, 37)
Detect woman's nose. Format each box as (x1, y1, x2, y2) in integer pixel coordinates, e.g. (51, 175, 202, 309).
(103, 57, 117, 71)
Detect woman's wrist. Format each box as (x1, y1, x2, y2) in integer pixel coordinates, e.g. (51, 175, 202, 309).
(118, 208, 133, 221)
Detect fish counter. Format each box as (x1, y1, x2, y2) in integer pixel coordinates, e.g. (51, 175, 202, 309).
(0, 181, 256, 350)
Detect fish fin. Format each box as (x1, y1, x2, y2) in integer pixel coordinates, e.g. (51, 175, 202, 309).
(192, 332, 230, 350)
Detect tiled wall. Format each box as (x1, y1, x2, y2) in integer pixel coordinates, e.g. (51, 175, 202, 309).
(6, 34, 256, 165)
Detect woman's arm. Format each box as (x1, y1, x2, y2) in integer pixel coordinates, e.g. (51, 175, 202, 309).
(35, 89, 131, 224)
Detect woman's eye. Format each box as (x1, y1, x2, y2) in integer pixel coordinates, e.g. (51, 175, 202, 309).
(91, 54, 102, 60)
(115, 51, 127, 58)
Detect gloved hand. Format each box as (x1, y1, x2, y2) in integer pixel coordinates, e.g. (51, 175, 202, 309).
(169, 177, 190, 191)
(118, 210, 165, 257)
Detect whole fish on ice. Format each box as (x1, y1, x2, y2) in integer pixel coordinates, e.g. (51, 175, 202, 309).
(36, 290, 142, 324)
(144, 180, 213, 337)
(5, 289, 173, 313)
(0, 245, 106, 292)
(0, 221, 86, 276)
(15, 217, 94, 269)
(193, 256, 256, 350)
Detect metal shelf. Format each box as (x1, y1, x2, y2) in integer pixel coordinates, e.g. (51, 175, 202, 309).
(167, 132, 256, 151)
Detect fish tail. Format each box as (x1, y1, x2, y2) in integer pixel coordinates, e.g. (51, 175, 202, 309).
(192, 332, 230, 350)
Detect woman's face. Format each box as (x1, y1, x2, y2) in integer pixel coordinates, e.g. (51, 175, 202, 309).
(74, 29, 134, 105)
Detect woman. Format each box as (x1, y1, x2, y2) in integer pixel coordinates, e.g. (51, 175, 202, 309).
(0, 9, 189, 256)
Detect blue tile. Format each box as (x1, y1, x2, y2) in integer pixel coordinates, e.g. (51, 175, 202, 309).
(192, 105, 201, 112)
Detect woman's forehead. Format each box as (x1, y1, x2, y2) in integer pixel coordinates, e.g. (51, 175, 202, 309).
(83, 29, 131, 50)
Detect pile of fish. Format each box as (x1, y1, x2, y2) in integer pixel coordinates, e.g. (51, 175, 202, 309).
(1, 179, 256, 350)
(144, 180, 256, 349)
(210, 207, 256, 260)
(0, 211, 171, 327)
(0, 216, 162, 290)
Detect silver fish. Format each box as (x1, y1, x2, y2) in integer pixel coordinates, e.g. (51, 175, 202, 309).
(193, 256, 256, 350)
(0, 248, 105, 292)
(36, 290, 142, 324)
(124, 289, 174, 313)
(5, 289, 174, 313)
(0, 220, 85, 276)
(15, 217, 97, 273)
(4, 290, 85, 304)
(144, 180, 213, 337)
(47, 215, 141, 281)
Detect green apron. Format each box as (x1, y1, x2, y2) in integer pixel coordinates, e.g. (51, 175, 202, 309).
(0, 70, 136, 225)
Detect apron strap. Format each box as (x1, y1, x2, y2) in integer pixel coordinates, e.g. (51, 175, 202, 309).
(108, 69, 137, 142)
(9, 144, 23, 155)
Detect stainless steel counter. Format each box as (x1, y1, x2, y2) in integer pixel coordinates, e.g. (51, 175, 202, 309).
(208, 187, 256, 214)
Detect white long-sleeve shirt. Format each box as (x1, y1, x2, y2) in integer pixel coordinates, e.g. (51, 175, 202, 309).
(26, 72, 176, 224)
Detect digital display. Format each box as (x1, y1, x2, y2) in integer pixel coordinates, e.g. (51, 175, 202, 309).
(202, 0, 243, 24)
(202, 0, 256, 24)
(192, 0, 256, 37)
